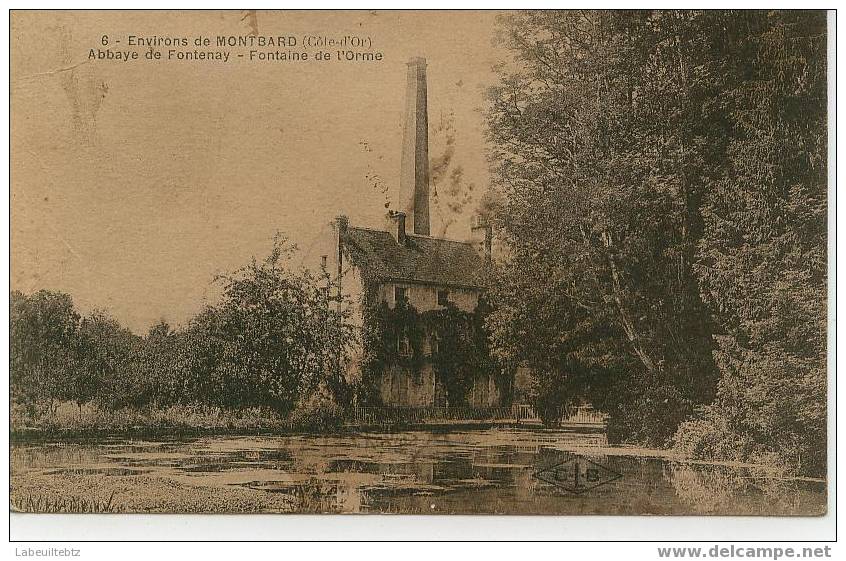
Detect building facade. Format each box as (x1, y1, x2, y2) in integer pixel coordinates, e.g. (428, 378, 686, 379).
(322, 57, 507, 408)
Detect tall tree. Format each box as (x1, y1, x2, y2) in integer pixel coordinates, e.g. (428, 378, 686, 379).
(685, 11, 828, 475)
(486, 10, 731, 444)
(486, 10, 827, 461)
(206, 234, 356, 412)
(80, 310, 140, 409)
(10, 290, 81, 414)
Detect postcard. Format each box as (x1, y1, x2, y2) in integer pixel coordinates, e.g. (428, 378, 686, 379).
(9, 9, 829, 517)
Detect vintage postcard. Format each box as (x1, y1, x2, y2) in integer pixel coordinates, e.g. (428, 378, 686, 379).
(9, 9, 829, 517)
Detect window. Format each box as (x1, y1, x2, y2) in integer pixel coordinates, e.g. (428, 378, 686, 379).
(398, 335, 412, 358)
(437, 289, 449, 306)
(430, 336, 439, 355)
(394, 286, 407, 304)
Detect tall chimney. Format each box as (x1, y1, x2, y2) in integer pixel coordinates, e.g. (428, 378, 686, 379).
(399, 57, 430, 236)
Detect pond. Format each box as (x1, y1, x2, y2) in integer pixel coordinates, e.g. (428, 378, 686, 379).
(10, 428, 826, 515)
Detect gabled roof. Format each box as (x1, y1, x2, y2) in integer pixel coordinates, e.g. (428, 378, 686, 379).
(341, 226, 484, 289)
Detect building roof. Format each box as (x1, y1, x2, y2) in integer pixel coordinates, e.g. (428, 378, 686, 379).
(342, 226, 485, 289)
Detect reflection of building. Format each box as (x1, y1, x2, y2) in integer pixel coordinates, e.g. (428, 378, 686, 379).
(320, 58, 508, 408)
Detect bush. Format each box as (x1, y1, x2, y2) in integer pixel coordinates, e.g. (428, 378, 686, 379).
(526, 369, 573, 426)
(289, 385, 344, 431)
(601, 376, 695, 447)
(672, 346, 827, 477)
(673, 407, 756, 463)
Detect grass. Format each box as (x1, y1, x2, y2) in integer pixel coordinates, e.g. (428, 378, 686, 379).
(11, 471, 304, 514)
(11, 491, 116, 513)
(9, 400, 584, 442)
(10, 401, 300, 441)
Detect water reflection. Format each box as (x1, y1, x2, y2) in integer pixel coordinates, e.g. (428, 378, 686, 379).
(667, 462, 823, 515)
(10, 429, 825, 515)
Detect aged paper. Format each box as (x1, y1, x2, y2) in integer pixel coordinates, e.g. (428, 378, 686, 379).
(10, 10, 828, 516)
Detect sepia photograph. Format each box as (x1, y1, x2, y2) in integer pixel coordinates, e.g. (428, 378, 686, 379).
(7, 7, 831, 528)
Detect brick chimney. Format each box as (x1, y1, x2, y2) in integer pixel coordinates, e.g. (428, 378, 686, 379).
(470, 214, 492, 264)
(335, 214, 349, 236)
(399, 57, 430, 236)
(388, 210, 406, 245)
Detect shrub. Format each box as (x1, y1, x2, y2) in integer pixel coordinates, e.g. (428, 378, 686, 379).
(289, 385, 344, 431)
(601, 376, 695, 447)
(673, 407, 756, 463)
(673, 346, 827, 477)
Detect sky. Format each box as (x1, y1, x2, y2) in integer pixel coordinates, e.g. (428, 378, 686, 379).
(11, 10, 507, 333)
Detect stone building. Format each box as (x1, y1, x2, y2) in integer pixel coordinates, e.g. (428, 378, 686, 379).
(321, 57, 505, 408)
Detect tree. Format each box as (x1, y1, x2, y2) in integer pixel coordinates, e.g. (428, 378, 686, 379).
(81, 310, 140, 409)
(486, 10, 828, 465)
(136, 320, 182, 406)
(486, 11, 721, 444)
(206, 234, 356, 412)
(10, 237, 357, 418)
(10, 290, 81, 414)
(678, 11, 828, 475)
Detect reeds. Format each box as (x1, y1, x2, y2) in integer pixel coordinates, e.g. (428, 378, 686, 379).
(11, 491, 116, 513)
(11, 401, 296, 438)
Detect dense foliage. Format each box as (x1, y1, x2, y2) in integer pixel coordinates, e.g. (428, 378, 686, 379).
(358, 293, 505, 407)
(680, 12, 828, 476)
(10, 10, 827, 477)
(11, 236, 355, 419)
(10, 290, 138, 416)
(485, 10, 827, 471)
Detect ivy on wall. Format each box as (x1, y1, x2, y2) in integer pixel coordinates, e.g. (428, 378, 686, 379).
(357, 280, 509, 407)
